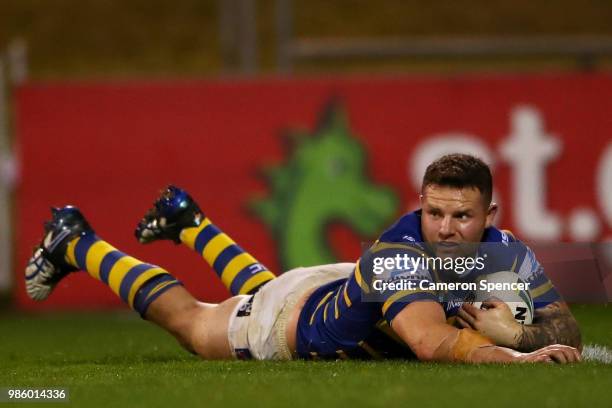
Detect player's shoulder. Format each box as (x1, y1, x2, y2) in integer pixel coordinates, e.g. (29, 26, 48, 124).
(481, 226, 539, 272)
(482, 226, 519, 244)
(483, 226, 532, 255)
(378, 210, 423, 244)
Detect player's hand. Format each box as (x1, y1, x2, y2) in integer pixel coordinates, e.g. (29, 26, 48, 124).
(517, 344, 582, 364)
(456, 300, 521, 348)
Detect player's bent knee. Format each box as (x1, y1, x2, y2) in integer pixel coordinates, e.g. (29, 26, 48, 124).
(153, 301, 205, 355)
(151, 295, 241, 360)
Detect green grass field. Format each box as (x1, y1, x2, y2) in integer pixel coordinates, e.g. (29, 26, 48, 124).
(1, 304, 610, 408)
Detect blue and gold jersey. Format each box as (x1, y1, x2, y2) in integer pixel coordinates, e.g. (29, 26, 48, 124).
(295, 210, 561, 359)
(296, 277, 416, 360)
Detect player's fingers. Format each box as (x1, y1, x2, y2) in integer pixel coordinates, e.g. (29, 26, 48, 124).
(574, 348, 583, 362)
(457, 307, 477, 325)
(549, 345, 581, 363)
(560, 345, 582, 362)
(460, 303, 480, 318)
(455, 316, 472, 329)
(559, 347, 575, 363)
(542, 355, 554, 363)
(564, 347, 581, 363)
(548, 349, 569, 364)
(535, 354, 553, 363)
(481, 298, 504, 309)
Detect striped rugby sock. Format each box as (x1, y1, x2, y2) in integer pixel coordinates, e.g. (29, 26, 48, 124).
(64, 232, 181, 317)
(179, 217, 275, 295)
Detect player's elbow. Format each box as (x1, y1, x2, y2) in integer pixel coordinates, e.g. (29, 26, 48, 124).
(414, 349, 437, 362)
(408, 339, 439, 362)
(397, 325, 440, 361)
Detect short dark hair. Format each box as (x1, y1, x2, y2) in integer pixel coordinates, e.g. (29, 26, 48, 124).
(422, 154, 493, 205)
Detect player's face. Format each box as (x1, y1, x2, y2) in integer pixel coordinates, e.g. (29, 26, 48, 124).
(420, 185, 497, 257)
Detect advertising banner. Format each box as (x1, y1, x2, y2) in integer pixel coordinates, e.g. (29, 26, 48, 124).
(15, 73, 612, 308)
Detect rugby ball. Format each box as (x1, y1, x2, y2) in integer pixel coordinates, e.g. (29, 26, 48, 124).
(473, 271, 534, 325)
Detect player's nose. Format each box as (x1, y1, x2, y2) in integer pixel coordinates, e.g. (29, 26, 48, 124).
(438, 216, 455, 238)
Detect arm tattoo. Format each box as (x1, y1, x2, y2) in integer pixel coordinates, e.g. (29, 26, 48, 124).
(514, 301, 582, 352)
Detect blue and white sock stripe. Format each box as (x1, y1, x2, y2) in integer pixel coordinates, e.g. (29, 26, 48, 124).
(229, 263, 267, 295)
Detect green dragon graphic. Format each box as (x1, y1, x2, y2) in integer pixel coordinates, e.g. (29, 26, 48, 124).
(250, 102, 399, 270)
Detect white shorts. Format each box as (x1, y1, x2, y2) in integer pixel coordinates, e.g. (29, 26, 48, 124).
(227, 263, 355, 360)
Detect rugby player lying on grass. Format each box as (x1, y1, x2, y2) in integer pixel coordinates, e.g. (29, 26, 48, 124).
(25, 154, 581, 363)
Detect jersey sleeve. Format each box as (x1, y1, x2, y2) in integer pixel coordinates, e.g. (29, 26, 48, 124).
(515, 244, 562, 308)
(357, 242, 439, 324)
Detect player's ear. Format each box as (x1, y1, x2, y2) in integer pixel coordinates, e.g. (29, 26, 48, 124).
(485, 203, 498, 228)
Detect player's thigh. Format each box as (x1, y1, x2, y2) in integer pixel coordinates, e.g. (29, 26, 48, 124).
(190, 296, 245, 360)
